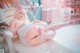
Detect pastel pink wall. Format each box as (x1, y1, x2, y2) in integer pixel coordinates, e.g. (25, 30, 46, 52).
(42, 0, 59, 9)
(42, 0, 80, 24)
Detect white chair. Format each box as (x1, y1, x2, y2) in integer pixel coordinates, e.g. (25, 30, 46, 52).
(0, 28, 15, 53)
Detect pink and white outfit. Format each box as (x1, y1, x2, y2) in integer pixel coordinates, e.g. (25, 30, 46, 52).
(17, 20, 56, 46)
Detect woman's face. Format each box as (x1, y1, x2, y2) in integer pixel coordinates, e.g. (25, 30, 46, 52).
(15, 9, 25, 21)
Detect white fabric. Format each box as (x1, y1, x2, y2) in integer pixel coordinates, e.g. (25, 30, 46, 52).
(18, 22, 34, 38)
(54, 25, 80, 52)
(19, 37, 29, 46)
(13, 40, 53, 53)
(41, 30, 56, 40)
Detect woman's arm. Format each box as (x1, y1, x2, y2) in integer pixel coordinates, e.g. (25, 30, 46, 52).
(9, 20, 17, 33)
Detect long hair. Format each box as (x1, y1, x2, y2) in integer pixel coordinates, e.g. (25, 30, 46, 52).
(0, 0, 15, 9)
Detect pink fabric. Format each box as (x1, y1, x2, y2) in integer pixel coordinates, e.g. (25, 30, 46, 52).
(20, 19, 80, 46)
(25, 26, 48, 46)
(23, 21, 55, 46)
(34, 21, 56, 40)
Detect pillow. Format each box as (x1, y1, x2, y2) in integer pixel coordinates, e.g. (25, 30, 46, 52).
(0, 7, 16, 25)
